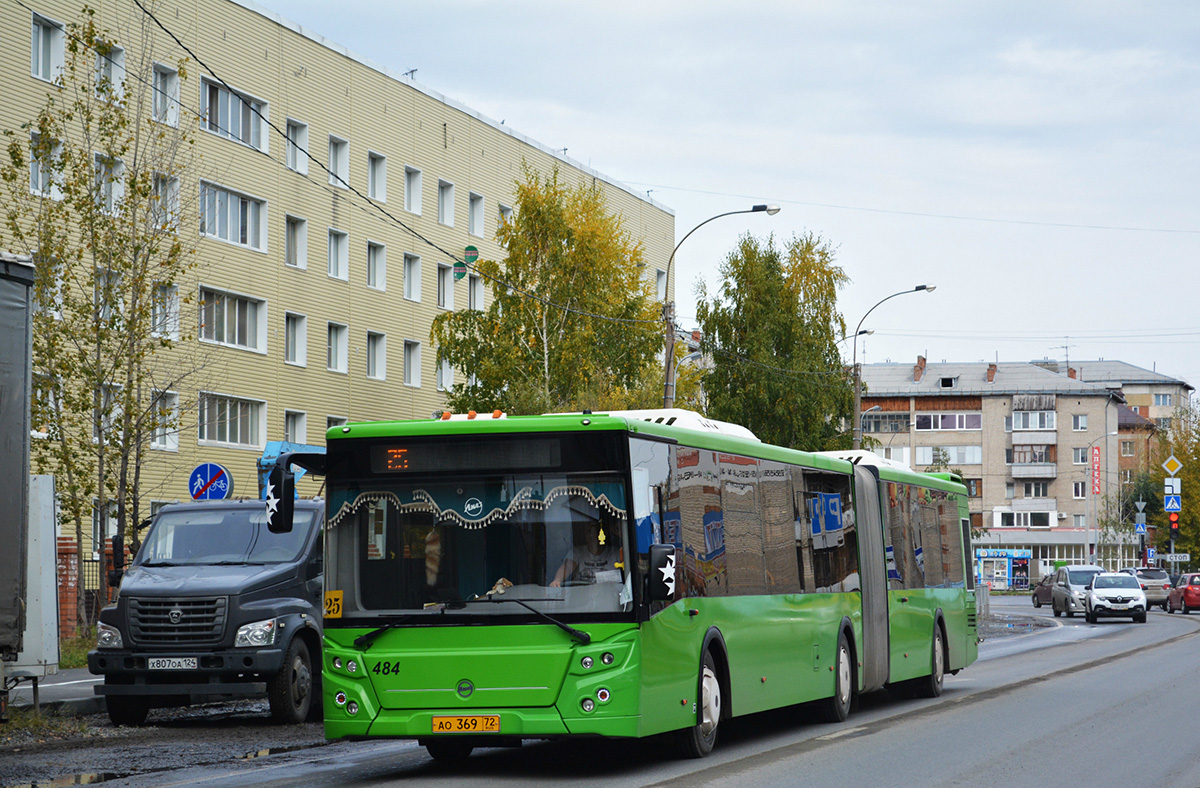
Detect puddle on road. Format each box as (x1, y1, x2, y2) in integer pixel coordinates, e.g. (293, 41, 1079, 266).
(237, 743, 324, 760)
(4, 773, 128, 788)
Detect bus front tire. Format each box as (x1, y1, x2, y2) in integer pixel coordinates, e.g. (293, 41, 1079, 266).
(817, 630, 853, 723)
(675, 650, 721, 758)
(425, 740, 474, 762)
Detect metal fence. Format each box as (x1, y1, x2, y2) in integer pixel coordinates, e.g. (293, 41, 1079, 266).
(976, 582, 991, 619)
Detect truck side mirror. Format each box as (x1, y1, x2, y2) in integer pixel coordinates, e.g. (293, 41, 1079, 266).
(266, 462, 295, 533)
(111, 534, 124, 571)
(648, 544, 681, 602)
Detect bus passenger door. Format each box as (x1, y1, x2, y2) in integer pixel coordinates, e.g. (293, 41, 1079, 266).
(853, 466, 889, 693)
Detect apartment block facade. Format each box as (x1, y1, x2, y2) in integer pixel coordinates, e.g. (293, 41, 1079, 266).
(5, 0, 675, 549)
(859, 357, 1192, 584)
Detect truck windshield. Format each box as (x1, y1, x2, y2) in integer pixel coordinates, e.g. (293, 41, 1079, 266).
(136, 508, 316, 565)
(325, 474, 631, 619)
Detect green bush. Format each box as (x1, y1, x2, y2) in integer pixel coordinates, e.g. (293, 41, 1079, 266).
(58, 628, 94, 670)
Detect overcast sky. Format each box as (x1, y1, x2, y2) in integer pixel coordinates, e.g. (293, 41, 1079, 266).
(259, 0, 1200, 390)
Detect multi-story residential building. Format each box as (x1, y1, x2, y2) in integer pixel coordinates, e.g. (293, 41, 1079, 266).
(5, 1, 673, 569)
(857, 356, 1192, 584)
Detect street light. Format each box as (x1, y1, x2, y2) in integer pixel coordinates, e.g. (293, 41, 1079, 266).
(836, 329, 874, 345)
(662, 204, 781, 409)
(851, 285, 936, 449)
(1085, 430, 1119, 564)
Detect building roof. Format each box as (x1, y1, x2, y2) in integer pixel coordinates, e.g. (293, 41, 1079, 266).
(1068, 359, 1194, 392)
(1117, 405, 1155, 429)
(859, 359, 1118, 398)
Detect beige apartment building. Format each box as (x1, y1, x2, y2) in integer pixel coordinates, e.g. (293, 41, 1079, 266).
(6, 0, 674, 549)
(859, 357, 1192, 584)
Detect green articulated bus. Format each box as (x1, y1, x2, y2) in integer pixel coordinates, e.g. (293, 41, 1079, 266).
(265, 408, 978, 761)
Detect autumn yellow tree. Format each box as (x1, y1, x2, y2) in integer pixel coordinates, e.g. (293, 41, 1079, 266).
(432, 165, 661, 414)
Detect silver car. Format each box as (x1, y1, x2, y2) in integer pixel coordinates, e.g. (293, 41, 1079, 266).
(1085, 572, 1148, 623)
(1051, 564, 1104, 618)
(1129, 567, 1171, 611)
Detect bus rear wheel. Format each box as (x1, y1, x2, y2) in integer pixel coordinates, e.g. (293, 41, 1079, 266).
(817, 630, 853, 723)
(675, 650, 721, 758)
(914, 625, 945, 699)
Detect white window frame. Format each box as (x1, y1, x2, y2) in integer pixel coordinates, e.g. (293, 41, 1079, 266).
(367, 241, 386, 290)
(914, 413, 983, 431)
(404, 253, 421, 302)
(31, 14, 64, 83)
(201, 77, 267, 151)
(199, 285, 267, 352)
(284, 312, 307, 367)
(656, 269, 667, 301)
(469, 274, 483, 311)
(1024, 481, 1049, 498)
(285, 120, 309, 174)
(404, 340, 421, 387)
(368, 152, 387, 201)
(284, 410, 307, 444)
(328, 135, 349, 188)
(285, 215, 307, 269)
(327, 322, 348, 373)
(149, 390, 179, 452)
(436, 358, 453, 391)
(404, 166, 422, 214)
(151, 174, 180, 230)
(366, 331, 386, 380)
(468, 192, 483, 236)
(199, 181, 266, 250)
(94, 153, 125, 214)
(1155, 393, 1173, 407)
(498, 203, 513, 230)
(198, 391, 265, 449)
(95, 44, 125, 100)
(1010, 411, 1056, 431)
(437, 180, 454, 226)
(1072, 447, 1088, 465)
(1072, 414, 1088, 431)
(327, 228, 349, 280)
(151, 284, 180, 340)
(152, 62, 180, 127)
(437, 264, 454, 310)
(1073, 481, 1086, 500)
(915, 445, 983, 465)
(1120, 440, 1134, 457)
(327, 415, 348, 431)
(29, 133, 62, 199)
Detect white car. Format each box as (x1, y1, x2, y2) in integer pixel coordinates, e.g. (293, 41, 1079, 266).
(1085, 573, 1148, 624)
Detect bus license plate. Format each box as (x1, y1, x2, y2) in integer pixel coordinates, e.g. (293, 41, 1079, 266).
(148, 657, 197, 670)
(431, 715, 500, 733)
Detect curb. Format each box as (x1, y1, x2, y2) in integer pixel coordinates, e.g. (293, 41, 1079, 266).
(9, 697, 105, 717)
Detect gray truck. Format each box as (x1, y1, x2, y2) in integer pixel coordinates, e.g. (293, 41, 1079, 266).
(87, 498, 324, 726)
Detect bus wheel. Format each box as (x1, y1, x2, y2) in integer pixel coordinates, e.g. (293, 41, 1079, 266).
(425, 740, 474, 762)
(676, 650, 721, 758)
(817, 630, 853, 723)
(915, 625, 944, 699)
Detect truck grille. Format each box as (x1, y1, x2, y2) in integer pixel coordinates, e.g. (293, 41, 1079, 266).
(127, 597, 228, 645)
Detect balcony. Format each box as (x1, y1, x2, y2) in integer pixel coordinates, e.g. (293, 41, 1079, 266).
(1010, 463, 1057, 479)
(1011, 431, 1056, 445)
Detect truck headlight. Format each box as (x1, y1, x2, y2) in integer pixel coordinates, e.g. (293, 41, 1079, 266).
(96, 622, 123, 649)
(235, 618, 278, 648)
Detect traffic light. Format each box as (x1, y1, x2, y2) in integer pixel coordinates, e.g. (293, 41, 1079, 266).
(1169, 511, 1180, 541)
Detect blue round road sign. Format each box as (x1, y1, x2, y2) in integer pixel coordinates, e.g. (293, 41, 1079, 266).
(189, 462, 233, 500)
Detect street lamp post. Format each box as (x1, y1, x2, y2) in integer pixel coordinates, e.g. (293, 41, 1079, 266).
(851, 285, 936, 449)
(1086, 430, 1119, 564)
(662, 204, 780, 409)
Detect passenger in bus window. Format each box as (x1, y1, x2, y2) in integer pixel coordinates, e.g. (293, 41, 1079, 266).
(549, 520, 621, 586)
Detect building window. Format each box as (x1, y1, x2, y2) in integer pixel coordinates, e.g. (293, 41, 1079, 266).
(328, 136, 349, 188)
(1073, 481, 1086, 500)
(152, 63, 180, 126)
(150, 391, 179, 452)
(367, 242, 386, 290)
(964, 479, 981, 498)
(438, 180, 454, 226)
(1074, 515, 1086, 529)
(915, 413, 983, 431)
(366, 332, 386, 380)
(1072, 414, 1087, 431)
(94, 153, 124, 214)
(31, 15, 64, 82)
(915, 445, 982, 465)
(498, 203, 513, 229)
(404, 340, 421, 387)
(468, 192, 483, 236)
(1005, 483, 1014, 499)
(862, 413, 911, 434)
(368, 152, 387, 201)
(1009, 411, 1056, 431)
(284, 312, 306, 366)
(1024, 481, 1049, 498)
(1155, 393, 1173, 407)
(285, 120, 309, 174)
(469, 274, 483, 311)
(327, 415, 347, 431)
(1156, 417, 1172, 430)
(29, 133, 62, 198)
(436, 358, 453, 391)
(95, 44, 125, 100)
(285, 215, 307, 269)
(151, 285, 179, 339)
(656, 269, 667, 301)
(1120, 440, 1134, 457)
(405, 166, 422, 214)
(198, 392, 263, 448)
(202, 78, 266, 150)
(1121, 469, 1133, 484)
(404, 254, 421, 301)
(200, 182, 265, 250)
(151, 174, 180, 230)
(199, 287, 264, 351)
(1007, 445, 1055, 464)
(327, 322, 348, 373)
(284, 410, 306, 444)
(437, 264, 454, 310)
(1000, 512, 1051, 528)
(1072, 447, 1088, 465)
(327, 229, 349, 280)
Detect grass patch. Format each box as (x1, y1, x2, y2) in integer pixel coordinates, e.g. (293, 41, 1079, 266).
(0, 706, 89, 744)
(58, 628, 95, 670)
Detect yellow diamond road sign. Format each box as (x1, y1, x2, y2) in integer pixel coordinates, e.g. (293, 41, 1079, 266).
(1163, 454, 1183, 477)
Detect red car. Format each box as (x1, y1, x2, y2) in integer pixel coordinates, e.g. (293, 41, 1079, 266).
(1166, 573, 1200, 614)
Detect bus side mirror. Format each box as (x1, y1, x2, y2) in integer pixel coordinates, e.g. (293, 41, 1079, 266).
(648, 544, 681, 602)
(266, 463, 295, 533)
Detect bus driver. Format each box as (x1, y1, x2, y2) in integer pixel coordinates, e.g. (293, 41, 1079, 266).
(549, 520, 621, 586)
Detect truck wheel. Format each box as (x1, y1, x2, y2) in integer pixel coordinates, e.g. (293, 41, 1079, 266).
(106, 695, 150, 727)
(269, 637, 313, 724)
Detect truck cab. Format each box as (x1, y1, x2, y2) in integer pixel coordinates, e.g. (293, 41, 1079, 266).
(87, 498, 324, 726)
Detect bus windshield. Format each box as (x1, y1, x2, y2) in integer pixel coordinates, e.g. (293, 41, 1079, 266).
(325, 473, 631, 619)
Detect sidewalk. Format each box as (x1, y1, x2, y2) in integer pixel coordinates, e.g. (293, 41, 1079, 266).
(8, 667, 105, 716)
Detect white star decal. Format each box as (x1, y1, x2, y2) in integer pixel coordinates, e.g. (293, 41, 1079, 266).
(265, 481, 279, 517)
(660, 552, 676, 597)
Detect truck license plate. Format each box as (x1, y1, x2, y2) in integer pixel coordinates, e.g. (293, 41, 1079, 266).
(148, 657, 197, 670)
(431, 715, 500, 733)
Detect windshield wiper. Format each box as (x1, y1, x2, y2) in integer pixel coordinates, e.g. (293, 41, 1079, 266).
(466, 596, 590, 645)
(352, 605, 460, 650)
(139, 560, 179, 567)
(209, 560, 265, 565)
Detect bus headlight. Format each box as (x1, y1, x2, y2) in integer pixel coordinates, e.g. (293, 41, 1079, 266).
(235, 618, 277, 647)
